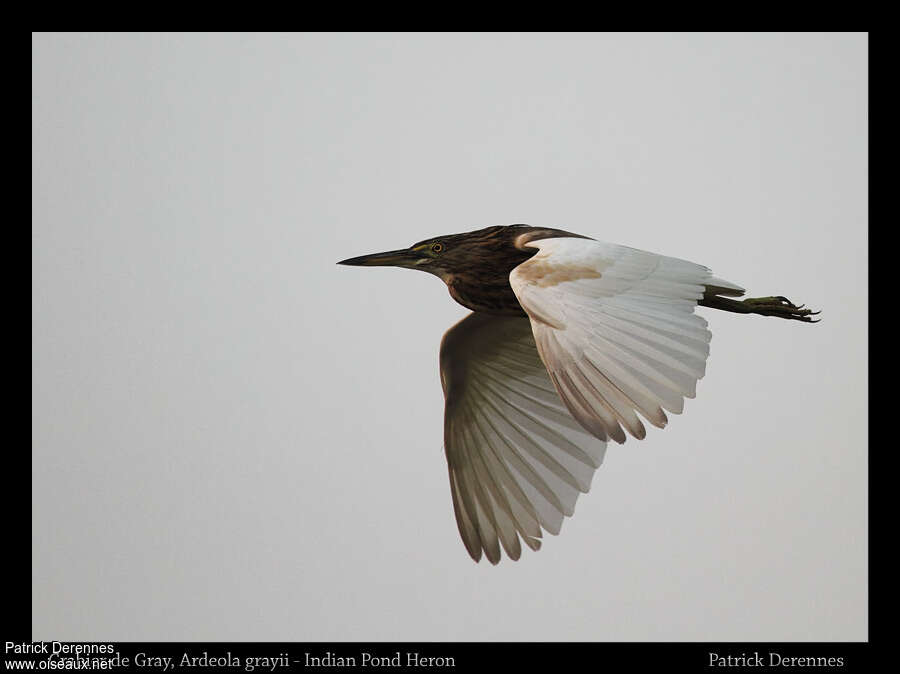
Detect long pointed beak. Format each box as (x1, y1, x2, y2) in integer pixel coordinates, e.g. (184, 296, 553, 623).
(337, 249, 423, 268)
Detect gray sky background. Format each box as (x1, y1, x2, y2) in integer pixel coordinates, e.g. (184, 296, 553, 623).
(32, 32, 867, 641)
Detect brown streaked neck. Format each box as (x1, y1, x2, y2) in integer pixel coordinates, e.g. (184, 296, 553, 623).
(441, 225, 591, 315)
(445, 274, 529, 316)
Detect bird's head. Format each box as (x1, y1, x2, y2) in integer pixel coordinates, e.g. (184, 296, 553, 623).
(338, 225, 590, 315)
(337, 225, 535, 283)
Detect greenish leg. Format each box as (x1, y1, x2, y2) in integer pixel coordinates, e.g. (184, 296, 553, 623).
(740, 296, 821, 322)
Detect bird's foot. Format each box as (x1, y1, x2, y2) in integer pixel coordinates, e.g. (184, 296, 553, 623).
(741, 296, 821, 322)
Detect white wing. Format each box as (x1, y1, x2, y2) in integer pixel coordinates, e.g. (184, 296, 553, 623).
(509, 237, 744, 444)
(440, 312, 607, 564)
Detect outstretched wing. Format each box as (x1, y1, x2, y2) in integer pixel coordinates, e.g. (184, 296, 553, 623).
(440, 312, 607, 564)
(509, 237, 744, 444)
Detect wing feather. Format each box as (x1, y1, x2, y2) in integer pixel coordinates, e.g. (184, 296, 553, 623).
(459, 419, 510, 563)
(448, 464, 481, 562)
(440, 312, 607, 563)
(510, 238, 742, 443)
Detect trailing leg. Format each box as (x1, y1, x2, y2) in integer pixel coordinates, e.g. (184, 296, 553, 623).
(699, 294, 820, 322)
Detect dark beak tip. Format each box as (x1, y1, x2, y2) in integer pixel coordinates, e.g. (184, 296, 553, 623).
(336, 249, 418, 268)
(336, 255, 367, 266)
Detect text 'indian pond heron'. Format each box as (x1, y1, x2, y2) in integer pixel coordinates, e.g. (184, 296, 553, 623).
(338, 224, 819, 564)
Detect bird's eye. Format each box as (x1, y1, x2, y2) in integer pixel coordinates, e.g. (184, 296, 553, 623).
(431, 242, 444, 254)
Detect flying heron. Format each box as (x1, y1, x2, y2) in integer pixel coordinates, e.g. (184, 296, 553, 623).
(338, 224, 818, 564)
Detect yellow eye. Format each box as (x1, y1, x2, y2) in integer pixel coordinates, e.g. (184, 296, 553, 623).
(431, 242, 444, 254)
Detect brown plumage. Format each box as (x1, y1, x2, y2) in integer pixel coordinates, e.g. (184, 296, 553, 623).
(339, 224, 590, 315)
